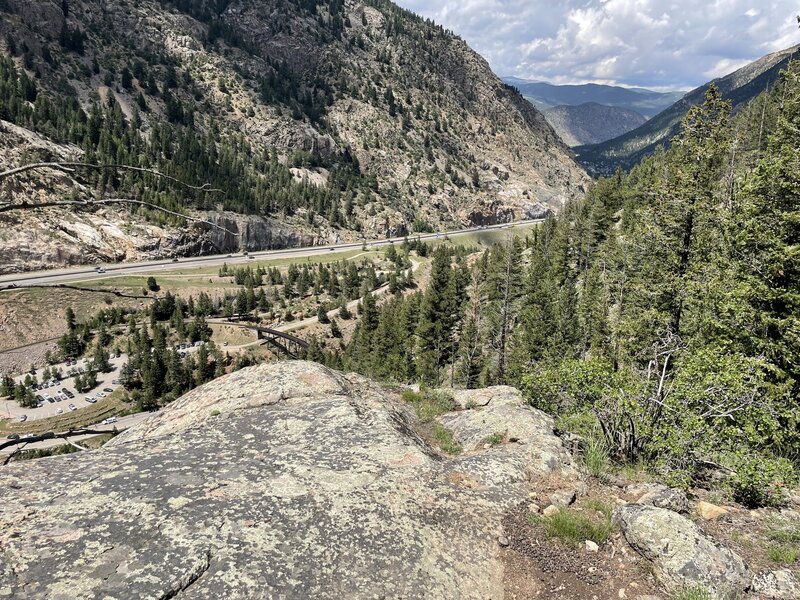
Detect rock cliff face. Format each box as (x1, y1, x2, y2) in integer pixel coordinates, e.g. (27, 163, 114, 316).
(0, 0, 589, 272)
(0, 121, 334, 273)
(0, 361, 575, 598)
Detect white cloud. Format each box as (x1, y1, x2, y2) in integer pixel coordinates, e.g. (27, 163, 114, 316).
(396, 0, 799, 89)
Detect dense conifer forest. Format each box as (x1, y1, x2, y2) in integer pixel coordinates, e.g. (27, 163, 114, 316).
(335, 63, 800, 505)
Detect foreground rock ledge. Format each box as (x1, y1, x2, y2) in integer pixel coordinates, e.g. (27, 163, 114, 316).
(0, 361, 573, 599)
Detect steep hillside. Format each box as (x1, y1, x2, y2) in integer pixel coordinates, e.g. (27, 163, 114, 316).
(542, 102, 648, 146)
(0, 0, 587, 273)
(576, 44, 800, 175)
(502, 78, 684, 117)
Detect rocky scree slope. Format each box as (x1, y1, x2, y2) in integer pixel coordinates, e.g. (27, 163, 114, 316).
(0, 0, 587, 272)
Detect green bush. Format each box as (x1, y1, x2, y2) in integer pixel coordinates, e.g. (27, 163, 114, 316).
(483, 431, 505, 447)
(727, 453, 797, 508)
(402, 390, 455, 423)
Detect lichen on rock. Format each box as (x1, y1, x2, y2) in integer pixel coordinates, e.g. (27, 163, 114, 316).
(0, 361, 575, 599)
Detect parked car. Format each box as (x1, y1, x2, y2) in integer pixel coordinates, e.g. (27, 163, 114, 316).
(96, 392, 106, 399)
(103, 388, 113, 393)
(68, 404, 77, 411)
(56, 408, 63, 414)
(18, 415, 27, 422)
(85, 396, 96, 404)
(35, 395, 44, 403)
(112, 379, 122, 385)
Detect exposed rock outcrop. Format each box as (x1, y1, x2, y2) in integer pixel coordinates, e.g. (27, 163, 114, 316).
(0, 361, 575, 599)
(439, 390, 576, 478)
(613, 504, 751, 596)
(625, 483, 690, 513)
(751, 569, 799, 599)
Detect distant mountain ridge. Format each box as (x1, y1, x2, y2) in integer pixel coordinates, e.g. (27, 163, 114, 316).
(576, 44, 800, 175)
(542, 103, 648, 147)
(501, 78, 685, 117)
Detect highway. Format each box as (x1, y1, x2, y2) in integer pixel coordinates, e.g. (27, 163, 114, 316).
(0, 220, 541, 288)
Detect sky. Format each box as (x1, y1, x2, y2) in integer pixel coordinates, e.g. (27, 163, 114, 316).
(395, 0, 799, 91)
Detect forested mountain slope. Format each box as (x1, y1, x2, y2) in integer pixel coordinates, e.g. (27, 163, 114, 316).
(333, 61, 800, 505)
(577, 44, 799, 175)
(542, 102, 648, 146)
(0, 0, 587, 272)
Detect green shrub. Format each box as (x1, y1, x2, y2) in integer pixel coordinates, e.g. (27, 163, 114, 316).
(533, 505, 614, 547)
(727, 453, 797, 508)
(483, 431, 505, 447)
(402, 390, 455, 423)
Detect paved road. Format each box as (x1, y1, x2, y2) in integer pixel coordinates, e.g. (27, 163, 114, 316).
(0, 221, 539, 288)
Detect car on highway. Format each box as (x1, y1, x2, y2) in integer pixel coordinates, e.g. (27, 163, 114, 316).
(102, 417, 118, 425)
(6, 433, 19, 440)
(68, 404, 77, 411)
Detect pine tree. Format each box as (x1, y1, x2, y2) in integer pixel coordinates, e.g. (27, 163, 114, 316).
(733, 62, 800, 394)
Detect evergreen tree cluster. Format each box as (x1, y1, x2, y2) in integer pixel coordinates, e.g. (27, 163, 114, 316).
(0, 55, 370, 228)
(339, 66, 800, 500)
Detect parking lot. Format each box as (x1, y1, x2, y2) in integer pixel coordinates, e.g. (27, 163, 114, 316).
(1, 353, 129, 423)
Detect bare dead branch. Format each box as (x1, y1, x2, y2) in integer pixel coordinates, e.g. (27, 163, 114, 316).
(0, 283, 156, 299)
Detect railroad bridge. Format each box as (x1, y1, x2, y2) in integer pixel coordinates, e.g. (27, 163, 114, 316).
(243, 325, 309, 358)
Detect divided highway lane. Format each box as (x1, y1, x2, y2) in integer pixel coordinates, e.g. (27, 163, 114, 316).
(0, 220, 541, 288)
